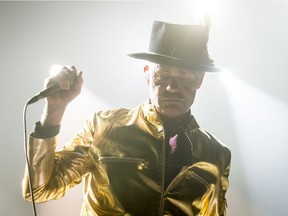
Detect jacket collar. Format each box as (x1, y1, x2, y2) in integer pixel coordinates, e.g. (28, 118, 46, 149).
(141, 100, 200, 134)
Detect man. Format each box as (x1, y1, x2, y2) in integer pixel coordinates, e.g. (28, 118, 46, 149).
(23, 20, 231, 216)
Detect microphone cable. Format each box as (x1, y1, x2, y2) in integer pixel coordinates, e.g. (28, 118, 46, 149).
(23, 101, 38, 216)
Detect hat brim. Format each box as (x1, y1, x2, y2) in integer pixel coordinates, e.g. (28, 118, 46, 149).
(127, 52, 222, 72)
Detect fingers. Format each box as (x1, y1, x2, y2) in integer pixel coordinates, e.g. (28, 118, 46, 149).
(45, 65, 80, 90)
(72, 71, 84, 95)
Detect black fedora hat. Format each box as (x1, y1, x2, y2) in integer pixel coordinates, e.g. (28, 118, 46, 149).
(127, 20, 221, 72)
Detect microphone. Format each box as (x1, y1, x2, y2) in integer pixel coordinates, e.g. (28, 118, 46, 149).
(27, 83, 61, 105)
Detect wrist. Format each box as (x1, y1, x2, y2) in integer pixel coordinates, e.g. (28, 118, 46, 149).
(41, 103, 67, 126)
(32, 121, 60, 138)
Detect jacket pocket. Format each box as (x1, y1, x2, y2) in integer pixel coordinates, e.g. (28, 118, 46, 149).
(98, 156, 149, 170)
(167, 163, 218, 200)
(186, 169, 210, 189)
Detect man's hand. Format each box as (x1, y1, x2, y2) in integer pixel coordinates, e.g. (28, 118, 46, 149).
(41, 65, 84, 126)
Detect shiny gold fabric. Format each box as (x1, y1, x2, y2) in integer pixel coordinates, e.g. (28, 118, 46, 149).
(22, 101, 231, 216)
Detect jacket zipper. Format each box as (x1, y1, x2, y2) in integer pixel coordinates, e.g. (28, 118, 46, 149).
(158, 128, 167, 216)
(98, 156, 148, 170)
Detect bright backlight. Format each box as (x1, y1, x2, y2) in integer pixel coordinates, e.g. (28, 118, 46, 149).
(49, 64, 63, 76)
(195, 0, 219, 19)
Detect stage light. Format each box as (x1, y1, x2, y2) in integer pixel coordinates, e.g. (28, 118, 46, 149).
(219, 70, 235, 85)
(49, 64, 62, 76)
(194, 0, 221, 23)
(219, 72, 288, 216)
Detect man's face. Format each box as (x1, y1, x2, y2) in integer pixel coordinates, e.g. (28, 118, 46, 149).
(146, 64, 205, 118)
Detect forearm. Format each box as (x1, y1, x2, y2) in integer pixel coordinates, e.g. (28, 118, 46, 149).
(40, 102, 67, 126)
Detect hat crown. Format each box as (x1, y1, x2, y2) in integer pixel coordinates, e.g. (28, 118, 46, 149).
(127, 20, 220, 72)
(149, 21, 211, 68)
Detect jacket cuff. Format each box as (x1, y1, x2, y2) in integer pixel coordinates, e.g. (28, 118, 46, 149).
(32, 121, 60, 138)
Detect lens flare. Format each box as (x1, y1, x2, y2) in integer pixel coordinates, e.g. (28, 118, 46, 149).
(194, 0, 222, 24)
(49, 64, 63, 76)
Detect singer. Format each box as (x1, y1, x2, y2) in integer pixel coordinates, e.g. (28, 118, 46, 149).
(22, 20, 231, 216)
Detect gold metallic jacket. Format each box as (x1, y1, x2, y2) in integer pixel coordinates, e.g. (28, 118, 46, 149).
(23, 102, 231, 216)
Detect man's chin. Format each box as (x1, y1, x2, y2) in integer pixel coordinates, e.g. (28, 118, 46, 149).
(159, 104, 186, 118)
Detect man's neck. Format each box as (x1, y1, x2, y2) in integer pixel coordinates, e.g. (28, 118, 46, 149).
(158, 111, 191, 130)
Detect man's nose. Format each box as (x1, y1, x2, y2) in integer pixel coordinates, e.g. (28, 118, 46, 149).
(166, 78, 180, 92)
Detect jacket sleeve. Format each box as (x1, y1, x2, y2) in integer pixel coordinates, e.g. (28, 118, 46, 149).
(195, 147, 231, 216)
(22, 116, 95, 203)
(219, 149, 231, 216)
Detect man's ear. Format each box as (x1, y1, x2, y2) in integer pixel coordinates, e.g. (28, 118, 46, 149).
(144, 65, 150, 85)
(196, 71, 205, 89)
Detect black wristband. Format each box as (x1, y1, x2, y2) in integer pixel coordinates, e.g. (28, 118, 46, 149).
(32, 121, 61, 138)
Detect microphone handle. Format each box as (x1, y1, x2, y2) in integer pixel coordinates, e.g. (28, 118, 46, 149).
(27, 84, 60, 105)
